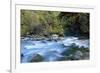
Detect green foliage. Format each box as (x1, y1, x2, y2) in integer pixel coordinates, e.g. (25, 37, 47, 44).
(21, 25, 30, 36)
(21, 10, 89, 38)
(21, 10, 64, 37)
(79, 14, 89, 34)
(59, 12, 89, 37)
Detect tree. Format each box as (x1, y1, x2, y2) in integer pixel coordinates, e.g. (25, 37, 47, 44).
(59, 12, 89, 37)
(21, 10, 89, 38)
(21, 10, 64, 37)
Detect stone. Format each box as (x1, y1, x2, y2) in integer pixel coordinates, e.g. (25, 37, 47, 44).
(51, 34, 59, 40)
(82, 52, 89, 60)
(29, 54, 44, 62)
(73, 51, 83, 60)
(21, 53, 24, 57)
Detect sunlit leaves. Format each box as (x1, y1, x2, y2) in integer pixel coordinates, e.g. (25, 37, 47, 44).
(21, 10, 89, 38)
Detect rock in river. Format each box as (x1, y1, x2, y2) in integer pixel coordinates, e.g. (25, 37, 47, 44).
(73, 51, 83, 60)
(29, 54, 44, 62)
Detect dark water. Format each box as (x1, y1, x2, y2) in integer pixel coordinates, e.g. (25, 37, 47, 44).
(21, 37, 89, 63)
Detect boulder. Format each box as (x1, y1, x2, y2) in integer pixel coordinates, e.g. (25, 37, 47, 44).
(29, 54, 44, 62)
(73, 51, 83, 60)
(82, 52, 89, 60)
(21, 53, 24, 57)
(51, 34, 59, 40)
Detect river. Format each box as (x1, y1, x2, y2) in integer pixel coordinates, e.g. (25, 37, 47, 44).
(21, 37, 89, 63)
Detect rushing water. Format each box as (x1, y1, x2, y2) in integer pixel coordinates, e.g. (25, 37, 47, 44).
(21, 37, 89, 63)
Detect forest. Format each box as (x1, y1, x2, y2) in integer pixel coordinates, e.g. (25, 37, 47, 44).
(21, 10, 89, 38)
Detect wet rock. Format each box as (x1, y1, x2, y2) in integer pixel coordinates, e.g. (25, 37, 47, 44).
(57, 56, 67, 61)
(73, 51, 83, 60)
(21, 53, 24, 57)
(41, 40, 47, 43)
(51, 34, 59, 39)
(61, 45, 84, 60)
(69, 43, 79, 49)
(61, 44, 78, 56)
(82, 52, 89, 60)
(58, 37, 65, 40)
(62, 51, 83, 60)
(29, 54, 44, 62)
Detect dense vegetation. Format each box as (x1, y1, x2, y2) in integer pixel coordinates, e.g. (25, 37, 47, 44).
(21, 10, 89, 38)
